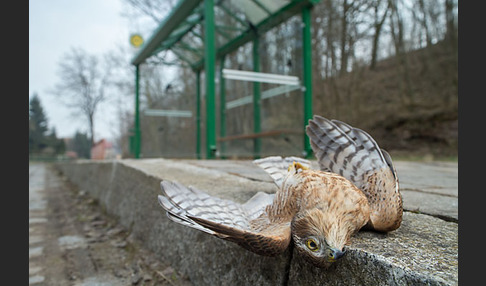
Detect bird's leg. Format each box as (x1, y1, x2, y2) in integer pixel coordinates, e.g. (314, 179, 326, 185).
(288, 162, 309, 173)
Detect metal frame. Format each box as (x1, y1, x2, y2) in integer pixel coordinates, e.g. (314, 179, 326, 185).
(222, 69, 300, 85)
(252, 37, 261, 158)
(204, 0, 217, 158)
(144, 109, 193, 117)
(131, 0, 319, 159)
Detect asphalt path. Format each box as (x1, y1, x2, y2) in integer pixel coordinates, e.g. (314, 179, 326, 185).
(28, 163, 191, 286)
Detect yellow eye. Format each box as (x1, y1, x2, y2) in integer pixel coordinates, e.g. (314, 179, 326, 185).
(305, 239, 319, 251)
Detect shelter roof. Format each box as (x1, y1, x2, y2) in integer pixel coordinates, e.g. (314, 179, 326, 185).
(130, 0, 320, 70)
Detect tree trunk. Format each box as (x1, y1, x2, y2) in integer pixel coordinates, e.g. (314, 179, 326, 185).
(339, 0, 349, 76)
(89, 113, 95, 146)
(370, 1, 390, 70)
(389, 0, 414, 109)
(325, 0, 337, 77)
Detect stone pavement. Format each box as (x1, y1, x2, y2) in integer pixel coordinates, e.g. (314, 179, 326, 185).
(29, 163, 48, 285)
(394, 161, 458, 221)
(183, 159, 459, 222)
(56, 158, 458, 285)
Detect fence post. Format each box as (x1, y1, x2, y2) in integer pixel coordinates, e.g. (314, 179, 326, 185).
(253, 36, 261, 159)
(134, 64, 141, 158)
(219, 55, 226, 158)
(204, 0, 217, 159)
(302, 6, 313, 158)
(196, 70, 201, 159)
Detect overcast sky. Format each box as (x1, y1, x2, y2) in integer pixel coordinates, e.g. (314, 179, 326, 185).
(29, 0, 135, 140)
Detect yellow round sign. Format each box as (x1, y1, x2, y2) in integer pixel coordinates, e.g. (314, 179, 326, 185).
(130, 34, 144, 47)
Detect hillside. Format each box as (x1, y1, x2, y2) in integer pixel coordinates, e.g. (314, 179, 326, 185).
(313, 40, 458, 160)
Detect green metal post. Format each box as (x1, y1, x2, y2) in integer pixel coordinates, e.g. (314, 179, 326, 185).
(253, 36, 261, 159)
(204, 0, 217, 159)
(302, 6, 313, 158)
(219, 55, 226, 159)
(134, 64, 141, 158)
(196, 70, 201, 159)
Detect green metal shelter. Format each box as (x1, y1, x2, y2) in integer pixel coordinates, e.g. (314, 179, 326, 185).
(131, 0, 320, 159)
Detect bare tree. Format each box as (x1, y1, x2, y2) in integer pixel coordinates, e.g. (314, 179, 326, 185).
(339, 0, 351, 76)
(388, 0, 414, 108)
(369, 0, 390, 70)
(51, 47, 113, 144)
(444, 0, 457, 57)
(122, 0, 176, 23)
(323, 0, 339, 78)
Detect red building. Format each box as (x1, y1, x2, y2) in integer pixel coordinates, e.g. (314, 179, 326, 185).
(90, 139, 115, 160)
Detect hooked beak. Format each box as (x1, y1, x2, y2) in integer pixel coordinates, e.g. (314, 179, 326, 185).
(329, 248, 346, 262)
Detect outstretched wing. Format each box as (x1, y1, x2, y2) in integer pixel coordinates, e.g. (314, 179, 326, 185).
(305, 115, 402, 232)
(253, 156, 311, 188)
(158, 180, 291, 256)
(306, 116, 387, 188)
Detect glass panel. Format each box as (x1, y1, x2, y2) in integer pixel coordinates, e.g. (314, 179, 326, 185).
(259, 0, 290, 13)
(235, 0, 267, 24)
(171, 43, 202, 65)
(213, 5, 248, 48)
(142, 0, 307, 66)
(228, 0, 290, 25)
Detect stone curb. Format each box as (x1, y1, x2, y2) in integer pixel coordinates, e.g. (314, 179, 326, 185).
(55, 159, 457, 285)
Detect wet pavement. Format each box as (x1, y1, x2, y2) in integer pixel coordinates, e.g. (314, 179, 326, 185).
(29, 163, 48, 284)
(28, 163, 191, 286)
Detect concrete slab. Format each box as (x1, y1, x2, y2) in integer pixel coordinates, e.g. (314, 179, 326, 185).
(394, 161, 458, 221)
(56, 159, 458, 285)
(401, 189, 458, 220)
(179, 159, 459, 221)
(394, 161, 458, 197)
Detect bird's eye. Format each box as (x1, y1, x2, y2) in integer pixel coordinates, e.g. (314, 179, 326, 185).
(305, 239, 319, 251)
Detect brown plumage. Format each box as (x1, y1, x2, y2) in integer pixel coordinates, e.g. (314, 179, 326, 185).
(305, 115, 402, 232)
(158, 115, 402, 268)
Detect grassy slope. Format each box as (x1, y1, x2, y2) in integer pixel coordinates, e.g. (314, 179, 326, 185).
(313, 41, 458, 160)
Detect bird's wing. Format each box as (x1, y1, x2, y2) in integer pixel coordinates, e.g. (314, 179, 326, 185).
(158, 180, 291, 256)
(306, 115, 402, 231)
(242, 191, 275, 221)
(305, 115, 390, 190)
(253, 156, 311, 188)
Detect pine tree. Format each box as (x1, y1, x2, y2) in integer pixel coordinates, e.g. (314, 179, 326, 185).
(72, 131, 92, 159)
(47, 127, 66, 155)
(29, 93, 49, 154)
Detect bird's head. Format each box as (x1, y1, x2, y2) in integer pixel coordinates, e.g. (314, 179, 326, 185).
(291, 208, 349, 268)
